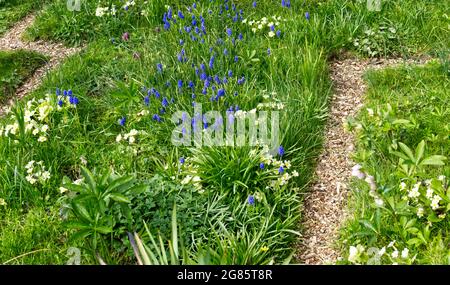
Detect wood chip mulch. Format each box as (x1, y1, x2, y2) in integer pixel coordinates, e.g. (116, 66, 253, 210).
(297, 56, 432, 265)
(0, 13, 83, 115)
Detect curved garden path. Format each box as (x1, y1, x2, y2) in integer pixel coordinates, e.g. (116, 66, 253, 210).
(0, 13, 82, 115)
(298, 56, 432, 265)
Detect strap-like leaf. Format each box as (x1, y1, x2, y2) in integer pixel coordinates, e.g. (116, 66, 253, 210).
(171, 204, 178, 260)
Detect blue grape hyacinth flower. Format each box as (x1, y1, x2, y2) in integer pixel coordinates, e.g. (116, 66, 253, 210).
(119, 116, 126, 126)
(278, 145, 285, 157)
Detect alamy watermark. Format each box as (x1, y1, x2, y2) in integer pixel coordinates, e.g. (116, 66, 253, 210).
(67, 0, 81, 11)
(367, 0, 381, 11)
(66, 247, 81, 265)
(171, 103, 280, 154)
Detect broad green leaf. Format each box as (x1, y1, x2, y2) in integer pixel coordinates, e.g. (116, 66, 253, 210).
(72, 201, 93, 222)
(105, 175, 135, 195)
(390, 151, 410, 162)
(124, 184, 149, 196)
(93, 226, 113, 234)
(70, 229, 93, 242)
(420, 155, 447, 166)
(100, 169, 112, 186)
(62, 183, 87, 193)
(80, 166, 97, 193)
(407, 238, 423, 246)
(398, 142, 416, 163)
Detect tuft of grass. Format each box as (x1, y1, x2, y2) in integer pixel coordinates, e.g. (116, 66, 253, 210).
(0, 0, 48, 36)
(0, 206, 87, 265)
(0, 50, 48, 102)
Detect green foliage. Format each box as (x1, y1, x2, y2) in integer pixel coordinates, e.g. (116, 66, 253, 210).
(0, 206, 78, 265)
(352, 24, 402, 57)
(1, 0, 448, 265)
(0, 50, 48, 101)
(341, 62, 450, 264)
(60, 166, 148, 261)
(0, 0, 48, 36)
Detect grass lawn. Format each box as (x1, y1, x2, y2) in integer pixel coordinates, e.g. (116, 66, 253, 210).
(0, 50, 48, 102)
(0, 0, 48, 36)
(0, 0, 449, 265)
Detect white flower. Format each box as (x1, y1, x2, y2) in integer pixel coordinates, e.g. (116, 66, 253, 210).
(137, 110, 150, 116)
(348, 246, 359, 263)
(116, 134, 123, 143)
(257, 24, 263, 30)
(401, 248, 409, 259)
(0, 198, 6, 206)
(251, 28, 257, 33)
(96, 7, 107, 17)
(111, 5, 117, 16)
(399, 182, 407, 190)
(284, 160, 292, 169)
(391, 250, 399, 258)
(268, 31, 275, 37)
(431, 195, 442, 210)
(129, 129, 139, 136)
(438, 213, 446, 219)
(367, 108, 374, 116)
(408, 182, 421, 198)
(378, 247, 386, 256)
(59, 187, 68, 194)
(41, 124, 49, 132)
(374, 198, 384, 207)
(417, 207, 424, 218)
(128, 136, 136, 144)
(41, 171, 51, 181)
(426, 187, 434, 199)
(25, 160, 35, 170)
(254, 192, 263, 202)
(38, 136, 47, 143)
(242, 19, 247, 24)
(181, 175, 192, 185)
(80, 156, 87, 165)
(26, 175, 37, 185)
(438, 175, 446, 181)
(348, 245, 364, 263)
(292, 170, 299, 177)
(388, 241, 396, 248)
